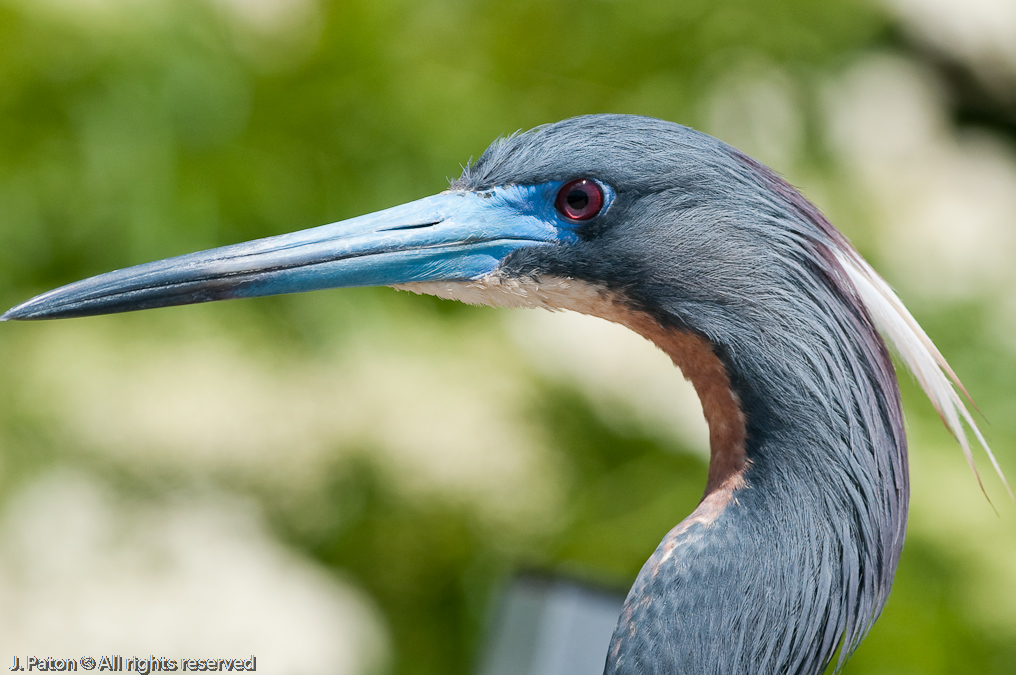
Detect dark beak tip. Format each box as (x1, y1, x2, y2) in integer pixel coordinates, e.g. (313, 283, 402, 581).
(2, 308, 29, 322)
(2, 298, 54, 321)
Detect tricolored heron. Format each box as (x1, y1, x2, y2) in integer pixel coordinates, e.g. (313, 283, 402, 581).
(4, 115, 1008, 674)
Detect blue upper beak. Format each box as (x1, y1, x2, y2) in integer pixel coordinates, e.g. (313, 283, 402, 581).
(2, 187, 578, 321)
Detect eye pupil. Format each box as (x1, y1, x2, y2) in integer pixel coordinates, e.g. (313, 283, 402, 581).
(555, 179, 604, 221)
(566, 190, 589, 210)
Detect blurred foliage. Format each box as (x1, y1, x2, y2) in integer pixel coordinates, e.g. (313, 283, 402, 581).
(0, 1, 1014, 674)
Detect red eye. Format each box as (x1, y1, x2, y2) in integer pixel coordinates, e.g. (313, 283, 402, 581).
(555, 179, 604, 221)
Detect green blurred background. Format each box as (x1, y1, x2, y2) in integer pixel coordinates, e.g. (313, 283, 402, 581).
(0, 0, 1014, 673)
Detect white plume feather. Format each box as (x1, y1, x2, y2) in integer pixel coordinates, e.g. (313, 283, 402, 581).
(836, 250, 1012, 501)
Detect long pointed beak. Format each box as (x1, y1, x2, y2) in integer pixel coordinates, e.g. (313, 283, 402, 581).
(3, 189, 571, 321)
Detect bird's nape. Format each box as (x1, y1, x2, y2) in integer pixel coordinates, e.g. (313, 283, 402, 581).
(3, 114, 1005, 675)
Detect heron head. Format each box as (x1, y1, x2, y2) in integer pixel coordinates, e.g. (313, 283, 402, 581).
(1, 115, 780, 334)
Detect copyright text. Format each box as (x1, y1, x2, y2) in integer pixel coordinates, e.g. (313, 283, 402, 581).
(9, 656, 256, 673)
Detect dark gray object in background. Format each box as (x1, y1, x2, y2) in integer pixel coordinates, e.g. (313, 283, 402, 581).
(479, 576, 625, 675)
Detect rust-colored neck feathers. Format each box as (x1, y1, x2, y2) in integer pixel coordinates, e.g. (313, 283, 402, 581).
(402, 274, 750, 517)
(615, 309, 749, 523)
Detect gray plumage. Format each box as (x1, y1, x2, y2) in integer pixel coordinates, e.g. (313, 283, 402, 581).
(460, 116, 906, 673)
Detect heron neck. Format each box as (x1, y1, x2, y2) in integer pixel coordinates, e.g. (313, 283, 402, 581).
(604, 307, 907, 675)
